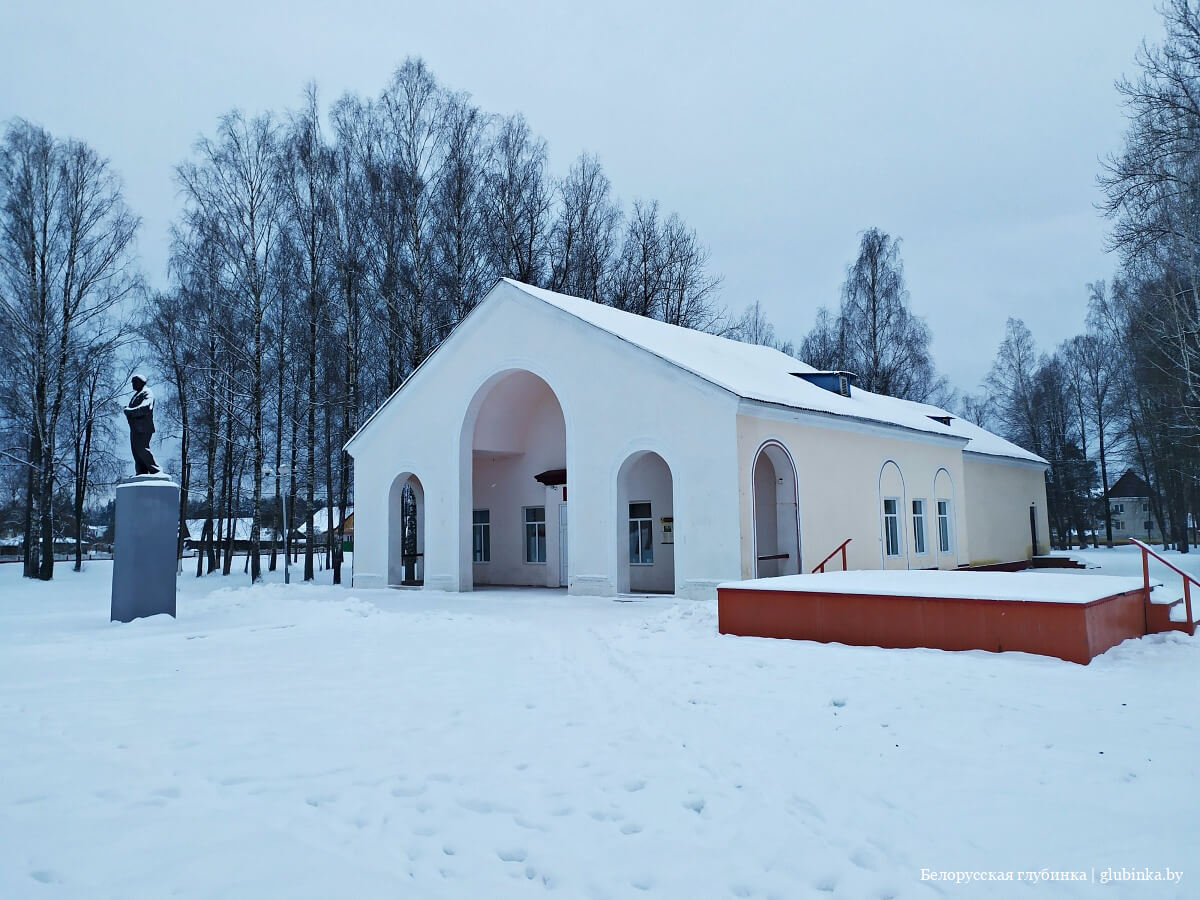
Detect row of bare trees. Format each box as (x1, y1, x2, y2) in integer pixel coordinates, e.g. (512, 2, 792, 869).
(960, 2, 1200, 551)
(151, 57, 727, 583)
(0, 119, 139, 579)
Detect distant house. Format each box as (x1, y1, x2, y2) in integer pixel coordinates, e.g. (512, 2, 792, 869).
(294, 506, 354, 540)
(183, 518, 283, 553)
(1101, 470, 1161, 542)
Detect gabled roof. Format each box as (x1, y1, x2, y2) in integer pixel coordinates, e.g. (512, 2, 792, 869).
(1106, 470, 1151, 499)
(507, 281, 1045, 464)
(347, 278, 1046, 466)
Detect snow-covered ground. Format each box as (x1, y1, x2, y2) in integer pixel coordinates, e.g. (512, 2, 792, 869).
(1050, 545, 1200, 622)
(1, 557, 1196, 898)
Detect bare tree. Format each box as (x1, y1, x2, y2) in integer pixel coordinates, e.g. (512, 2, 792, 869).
(549, 153, 620, 302)
(177, 110, 282, 583)
(0, 120, 140, 579)
(433, 91, 491, 329)
(280, 86, 335, 581)
(379, 59, 443, 372)
(836, 229, 938, 399)
(485, 114, 551, 286)
(984, 318, 1044, 457)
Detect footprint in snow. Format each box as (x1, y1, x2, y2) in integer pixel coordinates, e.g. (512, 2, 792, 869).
(815, 875, 838, 892)
(682, 795, 705, 814)
(623, 779, 646, 792)
(620, 822, 643, 835)
(850, 846, 878, 871)
(497, 847, 527, 863)
(30, 871, 60, 884)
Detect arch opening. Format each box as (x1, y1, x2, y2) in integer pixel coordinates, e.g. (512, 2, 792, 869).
(388, 472, 425, 586)
(616, 451, 675, 594)
(752, 441, 801, 577)
(461, 370, 567, 589)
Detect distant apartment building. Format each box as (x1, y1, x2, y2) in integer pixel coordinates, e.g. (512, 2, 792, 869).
(1101, 470, 1161, 542)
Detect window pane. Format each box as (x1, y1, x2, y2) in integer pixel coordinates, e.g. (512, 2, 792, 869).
(884, 498, 897, 516)
(885, 517, 899, 556)
(640, 520, 654, 564)
(536, 524, 546, 563)
(526, 506, 545, 523)
(938, 500, 951, 553)
(473, 509, 489, 525)
(629, 502, 652, 519)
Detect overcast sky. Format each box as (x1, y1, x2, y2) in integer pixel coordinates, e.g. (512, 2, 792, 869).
(0, 0, 1165, 393)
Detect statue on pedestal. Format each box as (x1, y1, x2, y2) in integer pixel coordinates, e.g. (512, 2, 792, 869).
(123, 374, 161, 475)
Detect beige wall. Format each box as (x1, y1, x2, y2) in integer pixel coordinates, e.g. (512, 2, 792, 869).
(962, 453, 1050, 564)
(736, 409, 971, 576)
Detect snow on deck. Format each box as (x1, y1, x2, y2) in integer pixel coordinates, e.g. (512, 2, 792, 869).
(1, 559, 1196, 897)
(720, 569, 1145, 604)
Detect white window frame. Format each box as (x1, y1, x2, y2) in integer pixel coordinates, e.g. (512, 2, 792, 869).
(472, 509, 490, 563)
(882, 497, 903, 558)
(1113, 519, 1125, 532)
(1112, 502, 1125, 515)
(524, 506, 546, 564)
(937, 499, 953, 554)
(911, 498, 927, 556)
(629, 501, 654, 566)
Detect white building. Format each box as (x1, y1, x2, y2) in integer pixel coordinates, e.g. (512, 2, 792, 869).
(346, 279, 1050, 600)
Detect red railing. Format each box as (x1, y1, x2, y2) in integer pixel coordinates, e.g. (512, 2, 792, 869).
(1130, 538, 1197, 627)
(812, 538, 851, 574)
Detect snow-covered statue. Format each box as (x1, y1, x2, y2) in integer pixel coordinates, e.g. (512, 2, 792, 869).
(123, 374, 161, 476)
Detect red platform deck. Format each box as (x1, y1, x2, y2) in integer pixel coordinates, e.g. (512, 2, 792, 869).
(718, 571, 1151, 665)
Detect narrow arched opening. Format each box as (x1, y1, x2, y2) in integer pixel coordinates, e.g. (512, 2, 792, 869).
(752, 441, 801, 577)
(388, 472, 424, 586)
(616, 451, 675, 594)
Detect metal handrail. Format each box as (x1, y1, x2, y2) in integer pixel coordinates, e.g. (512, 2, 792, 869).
(1130, 538, 1197, 626)
(812, 538, 852, 574)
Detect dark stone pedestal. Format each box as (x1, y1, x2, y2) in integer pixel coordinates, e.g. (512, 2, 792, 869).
(111, 474, 179, 623)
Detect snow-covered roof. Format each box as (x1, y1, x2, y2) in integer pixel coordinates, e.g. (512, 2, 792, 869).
(506, 281, 1045, 464)
(184, 518, 282, 542)
(297, 506, 353, 535)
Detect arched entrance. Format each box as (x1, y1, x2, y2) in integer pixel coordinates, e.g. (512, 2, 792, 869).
(388, 472, 424, 586)
(616, 451, 675, 594)
(752, 441, 801, 577)
(460, 370, 567, 589)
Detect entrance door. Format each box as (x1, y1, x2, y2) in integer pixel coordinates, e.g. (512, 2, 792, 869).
(558, 503, 568, 587)
(1030, 504, 1039, 558)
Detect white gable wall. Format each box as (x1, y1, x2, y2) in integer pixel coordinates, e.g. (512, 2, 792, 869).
(349, 281, 742, 600)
